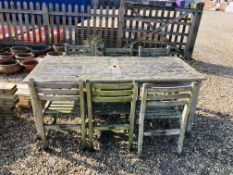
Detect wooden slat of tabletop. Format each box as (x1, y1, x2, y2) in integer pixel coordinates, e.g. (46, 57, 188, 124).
(23, 56, 205, 83)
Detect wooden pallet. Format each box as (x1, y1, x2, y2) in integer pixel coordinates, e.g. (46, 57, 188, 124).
(0, 83, 18, 119)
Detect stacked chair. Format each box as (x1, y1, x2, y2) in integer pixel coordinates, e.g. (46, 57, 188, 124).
(64, 43, 96, 56)
(0, 83, 18, 120)
(138, 46, 171, 57)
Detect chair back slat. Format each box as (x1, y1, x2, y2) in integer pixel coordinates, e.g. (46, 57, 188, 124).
(139, 46, 170, 57)
(35, 82, 78, 89)
(35, 81, 80, 101)
(65, 43, 95, 55)
(92, 96, 132, 103)
(91, 82, 134, 103)
(92, 83, 133, 90)
(144, 83, 193, 106)
(37, 88, 79, 95)
(104, 48, 133, 56)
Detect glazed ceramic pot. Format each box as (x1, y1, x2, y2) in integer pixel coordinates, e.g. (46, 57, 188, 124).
(47, 51, 63, 56)
(31, 45, 52, 56)
(0, 53, 15, 63)
(53, 43, 65, 52)
(19, 58, 38, 72)
(10, 46, 30, 55)
(0, 60, 23, 74)
(15, 53, 35, 62)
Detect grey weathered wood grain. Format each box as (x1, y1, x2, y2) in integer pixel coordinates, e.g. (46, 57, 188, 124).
(24, 56, 205, 83)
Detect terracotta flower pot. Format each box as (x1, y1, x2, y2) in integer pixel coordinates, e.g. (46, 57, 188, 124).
(47, 51, 63, 56)
(0, 53, 15, 63)
(10, 46, 30, 55)
(31, 45, 52, 56)
(20, 58, 38, 72)
(53, 43, 65, 52)
(0, 60, 23, 74)
(15, 53, 35, 62)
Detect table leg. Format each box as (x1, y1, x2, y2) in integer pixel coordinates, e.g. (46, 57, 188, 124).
(187, 81, 201, 132)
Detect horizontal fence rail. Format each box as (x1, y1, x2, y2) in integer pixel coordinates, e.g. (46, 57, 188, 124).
(0, 1, 204, 59)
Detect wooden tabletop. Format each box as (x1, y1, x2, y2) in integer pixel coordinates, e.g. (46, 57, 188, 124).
(24, 56, 205, 83)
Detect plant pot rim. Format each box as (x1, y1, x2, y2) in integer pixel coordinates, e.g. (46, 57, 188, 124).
(31, 45, 51, 50)
(53, 43, 64, 46)
(0, 60, 18, 66)
(20, 58, 38, 65)
(15, 52, 35, 56)
(47, 51, 64, 56)
(10, 46, 30, 51)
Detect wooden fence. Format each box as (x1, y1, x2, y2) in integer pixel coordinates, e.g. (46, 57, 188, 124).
(0, 1, 204, 59)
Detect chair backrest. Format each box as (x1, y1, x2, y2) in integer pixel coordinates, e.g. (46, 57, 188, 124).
(64, 43, 96, 56)
(87, 82, 136, 103)
(104, 48, 133, 56)
(138, 46, 171, 57)
(33, 80, 83, 102)
(142, 82, 193, 107)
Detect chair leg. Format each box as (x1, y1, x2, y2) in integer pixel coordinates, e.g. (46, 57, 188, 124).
(138, 107, 146, 157)
(81, 114, 86, 149)
(38, 114, 48, 149)
(177, 104, 190, 154)
(138, 86, 147, 157)
(129, 112, 135, 151)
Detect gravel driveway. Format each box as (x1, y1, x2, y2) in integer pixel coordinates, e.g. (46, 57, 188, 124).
(0, 11, 233, 175)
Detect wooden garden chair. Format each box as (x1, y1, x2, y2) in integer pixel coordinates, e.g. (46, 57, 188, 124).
(137, 82, 196, 156)
(104, 47, 133, 56)
(86, 81, 138, 150)
(64, 43, 96, 56)
(28, 79, 86, 149)
(138, 46, 171, 57)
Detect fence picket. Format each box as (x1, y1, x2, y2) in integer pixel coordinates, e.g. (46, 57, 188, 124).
(36, 2, 42, 43)
(17, 1, 24, 42)
(99, 6, 103, 39)
(29, 2, 36, 43)
(0, 2, 5, 40)
(81, 5, 84, 44)
(4, 1, 12, 41)
(49, 3, 54, 43)
(86, 5, 91, 42)
(68, 4, 72, 44)
(74, 4, 78, 44)
(55, 3, 60, 43)
(110, 7, 115, 47)
(62, 4, 66, 43)
(10, 1, 18, 42)
(23, 2, 30, 43)
(93, 5, 97, 37)
(104, 6, 109, 45)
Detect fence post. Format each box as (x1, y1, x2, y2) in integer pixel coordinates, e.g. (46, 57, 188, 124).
(42, 3, 50, 45)
(117, 0, 126, 48)
(184, 2, 204, 60)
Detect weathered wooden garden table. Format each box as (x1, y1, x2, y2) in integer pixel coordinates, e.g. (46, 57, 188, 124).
(24, 56, 205, 132)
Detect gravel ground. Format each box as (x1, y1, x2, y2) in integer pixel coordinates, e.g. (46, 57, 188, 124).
(0, 11, 233, 175)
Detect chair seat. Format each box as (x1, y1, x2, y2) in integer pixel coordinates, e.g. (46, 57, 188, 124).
(44, 101, 81, 115)
(93, 102, 131, 115)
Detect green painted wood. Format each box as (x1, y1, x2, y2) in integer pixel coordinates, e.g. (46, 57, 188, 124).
(93, 83, 134, 90)
(92, 89, 133, 96)
(92, 96, 132, 103)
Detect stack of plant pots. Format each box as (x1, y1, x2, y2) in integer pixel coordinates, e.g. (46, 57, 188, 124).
(0, 47, 23, 74)
(0, 83, 18, 120)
